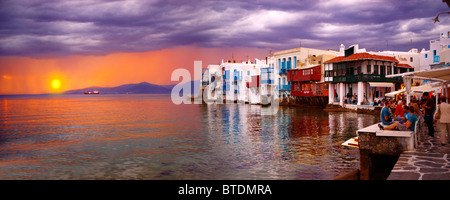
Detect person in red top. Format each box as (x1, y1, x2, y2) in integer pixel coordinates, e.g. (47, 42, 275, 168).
(394, 100, 405, 122)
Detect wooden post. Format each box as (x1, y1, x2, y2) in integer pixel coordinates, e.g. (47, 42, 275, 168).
(445, 82, 448, 103)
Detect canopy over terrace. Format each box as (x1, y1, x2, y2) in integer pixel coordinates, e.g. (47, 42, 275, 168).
(385, 83, 450, 97)
(386, 67, 450, 104)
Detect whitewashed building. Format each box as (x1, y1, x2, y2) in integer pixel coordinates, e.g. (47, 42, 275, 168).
(201, 64, 223, 102)
(260, 56, 277, 104)
(420, 31, 450, 70)
(200, 58, 269, 104)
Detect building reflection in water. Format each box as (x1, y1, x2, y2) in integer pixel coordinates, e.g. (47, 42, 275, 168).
(200, 103, 378, 179)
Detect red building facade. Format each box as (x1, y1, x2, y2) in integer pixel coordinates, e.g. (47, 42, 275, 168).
(287, 65, 328, 97)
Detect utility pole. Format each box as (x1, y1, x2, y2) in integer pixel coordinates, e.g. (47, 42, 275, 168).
(410, 39, 413, 50)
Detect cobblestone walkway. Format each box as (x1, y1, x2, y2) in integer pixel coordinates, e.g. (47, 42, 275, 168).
(388, 129, 450, 180)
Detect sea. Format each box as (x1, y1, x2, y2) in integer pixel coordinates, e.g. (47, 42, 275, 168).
(0, 94, 378, 180)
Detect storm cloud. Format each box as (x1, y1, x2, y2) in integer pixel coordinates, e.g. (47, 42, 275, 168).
(0, 0, 449, 57)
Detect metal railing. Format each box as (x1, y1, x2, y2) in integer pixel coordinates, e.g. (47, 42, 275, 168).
(277, 85, 291, 91)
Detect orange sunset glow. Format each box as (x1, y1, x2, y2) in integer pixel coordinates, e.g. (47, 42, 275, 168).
(0, 46, 268, 95)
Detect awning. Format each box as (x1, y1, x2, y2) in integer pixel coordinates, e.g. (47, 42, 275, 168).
(369, 82, 394, 88)
(385, 89, 405, 97)
(412, 83, 450, 93)
(413, 67, 450, 82)
(386, 67, 450, 82)
(385, 67, 450, 104)
(384, 84, 450, 97)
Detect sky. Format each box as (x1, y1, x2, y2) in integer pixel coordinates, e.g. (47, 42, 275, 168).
(0, 0, 449, 94)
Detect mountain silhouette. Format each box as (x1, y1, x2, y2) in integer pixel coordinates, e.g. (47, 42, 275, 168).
(64, 81, 199, 95)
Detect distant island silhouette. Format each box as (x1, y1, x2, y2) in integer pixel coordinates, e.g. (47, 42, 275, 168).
(64, 81, 199, 95)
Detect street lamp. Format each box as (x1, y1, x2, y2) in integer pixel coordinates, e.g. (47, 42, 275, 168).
(433, 11, 450, 23)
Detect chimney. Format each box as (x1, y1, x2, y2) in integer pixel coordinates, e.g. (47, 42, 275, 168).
(339, 44, 345, 55)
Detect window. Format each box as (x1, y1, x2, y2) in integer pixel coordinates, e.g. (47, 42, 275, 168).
(374, 65, 378, 75)
(425, 54, 428, 58)
(367, 64, 371, 74)
(434, 50, 437, 55)
(410, 57, 413, 62)
(293, 56, 297, 68)
(287, 57, 292, 69)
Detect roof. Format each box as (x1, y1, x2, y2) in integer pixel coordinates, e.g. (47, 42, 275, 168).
(324, 52, 399, 63)
(397, 63, 412, 68)
(273, 47, 338, 56)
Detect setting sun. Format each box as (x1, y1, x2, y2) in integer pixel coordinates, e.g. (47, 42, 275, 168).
(51, 79, 61, 89)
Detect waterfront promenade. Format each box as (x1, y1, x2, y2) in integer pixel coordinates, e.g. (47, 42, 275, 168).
(388, 128, 450, 180)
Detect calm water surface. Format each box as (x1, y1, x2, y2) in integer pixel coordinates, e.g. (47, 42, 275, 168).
(0, 94, 378, 179)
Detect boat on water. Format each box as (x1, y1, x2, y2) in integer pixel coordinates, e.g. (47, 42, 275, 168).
(342, 136, 359, 148)
(84, 90, 100, 94)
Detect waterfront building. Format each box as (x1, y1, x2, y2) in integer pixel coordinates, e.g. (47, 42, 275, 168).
(244, 58, 269, 104)
(201, 64, 223, 102)
(287, 65, 325, 94)
(273, 47, 339, 100)
(200, 58, 269, 104)
(221, 61, 243, 103)
(324, 44, 414, 106)
(260, 56, 277, 104)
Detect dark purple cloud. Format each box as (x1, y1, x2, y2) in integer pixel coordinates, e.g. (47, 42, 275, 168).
(0, 0, 448, 57)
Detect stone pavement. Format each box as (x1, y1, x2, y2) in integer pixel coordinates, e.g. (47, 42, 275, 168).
(388, 127, 450, 180)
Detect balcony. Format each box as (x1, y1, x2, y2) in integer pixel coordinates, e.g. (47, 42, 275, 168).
(261, 67, 274, 73)
(247, 76, 260, 88)
(261, 79, 274, 84)
(327, 74, 402, 83)
(277, 85, 291, 91)
(434, 55, 440, 63)
(279, 68, 288, 74)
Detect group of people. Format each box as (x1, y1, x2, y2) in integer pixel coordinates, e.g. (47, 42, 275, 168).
(344, 93, 359, 104)
(378, 92, 450, 146)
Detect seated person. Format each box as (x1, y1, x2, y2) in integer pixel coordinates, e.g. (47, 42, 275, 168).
(380, 100, 395, 126)
(394, 100, 404, 119)
(379, 106, 418, 131)
(400, 105, 411, 123)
